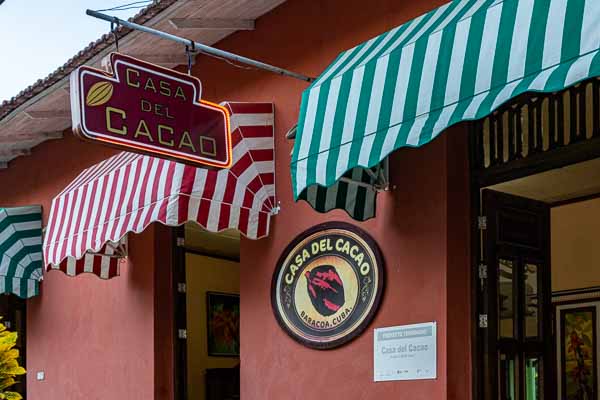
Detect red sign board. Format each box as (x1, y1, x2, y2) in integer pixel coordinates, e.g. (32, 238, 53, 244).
(70, 53, 232, 168)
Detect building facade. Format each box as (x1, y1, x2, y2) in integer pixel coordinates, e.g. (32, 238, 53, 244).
(1, 0, 599, 399)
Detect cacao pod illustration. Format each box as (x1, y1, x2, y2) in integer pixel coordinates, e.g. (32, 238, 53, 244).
(305, 265, 345, 317)
(86, 81, 114, 107)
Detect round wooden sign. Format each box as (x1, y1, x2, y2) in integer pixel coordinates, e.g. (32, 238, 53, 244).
(271, 222, 384, 349)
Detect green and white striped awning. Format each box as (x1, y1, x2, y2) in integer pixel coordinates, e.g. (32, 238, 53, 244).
(0, 206, 43, 298)
(292, 0, 600, 220)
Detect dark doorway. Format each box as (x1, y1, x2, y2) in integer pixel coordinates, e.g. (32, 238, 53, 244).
(174, 224, 241, 400)
(480, 190, 553, 400)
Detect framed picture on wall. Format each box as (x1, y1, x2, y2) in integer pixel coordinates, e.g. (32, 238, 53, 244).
(555, 298, 600, 400)
(206, 292, 240, 357)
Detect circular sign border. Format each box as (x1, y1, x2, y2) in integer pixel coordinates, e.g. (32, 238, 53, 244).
(271, 221, 385, 350)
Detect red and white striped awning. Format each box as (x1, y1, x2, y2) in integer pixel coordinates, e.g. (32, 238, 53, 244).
(43, 102, 275, 278)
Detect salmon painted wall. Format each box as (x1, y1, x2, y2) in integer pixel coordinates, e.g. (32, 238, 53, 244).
(0, 0, 472, 399)
(0, 135, 166, 399)
(184, 0, 472, 398)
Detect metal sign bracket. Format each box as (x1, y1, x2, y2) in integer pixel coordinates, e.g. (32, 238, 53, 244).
(87, 9, 315, 83)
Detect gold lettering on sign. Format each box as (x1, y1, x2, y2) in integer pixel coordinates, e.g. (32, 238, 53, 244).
(123, 68, 188, 101)
(141, 99, 152, 113)
(158, 125, 175, 147)
(174, 86, 186, 101)
(179, 131, 196, 152)
(144, 77, 157, 93)
(126, 68, 140, 88)
(199, 137, 217, 157)
(106, 107, 127, 135)
(134, 120, 154, 142)
(159, 81, 171, 97)
(285, 273, 293, 285)
(360, 263, 370, 276)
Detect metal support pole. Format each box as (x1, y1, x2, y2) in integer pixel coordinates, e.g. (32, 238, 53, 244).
(86, 9, 315, 83)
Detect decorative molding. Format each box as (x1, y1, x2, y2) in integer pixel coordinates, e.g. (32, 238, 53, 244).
(0, 148, 31, 157)
(169, 18, 254, 30)
(553, 287, 600, 303)
(102, 53, 189, 68)
(0, 131, 63, 143)
(24, 110, 70, 119)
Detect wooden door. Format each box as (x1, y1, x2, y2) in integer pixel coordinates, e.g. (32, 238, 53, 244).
(481, 190, 554, 400)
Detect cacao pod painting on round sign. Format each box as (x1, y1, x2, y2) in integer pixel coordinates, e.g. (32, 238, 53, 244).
(271, 222, 385, 349)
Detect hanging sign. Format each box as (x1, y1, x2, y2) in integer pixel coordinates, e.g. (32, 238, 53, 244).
(70, 52, 232, 168)
(272, 222, 384, 349)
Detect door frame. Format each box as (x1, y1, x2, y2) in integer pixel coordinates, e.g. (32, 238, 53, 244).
(469, 81, 600, 399)
(483, 190, 553, 399)
(472, 183, 600, 399)
(472, 188, 556, 399)
(173, 226, 188, 400)
(172, 226, 242, 400)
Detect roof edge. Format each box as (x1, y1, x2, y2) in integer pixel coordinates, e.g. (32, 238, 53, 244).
(0, 0, 179, 121)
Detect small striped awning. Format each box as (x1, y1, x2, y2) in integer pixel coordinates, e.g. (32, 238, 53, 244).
(51, 238, 127, 280)
(292, 0, 600, 220)
(43, 102, 275, 279)
(0, 206, 43, 298)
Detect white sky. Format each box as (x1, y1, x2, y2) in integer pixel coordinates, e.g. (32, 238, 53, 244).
(0, 1, 144, 101)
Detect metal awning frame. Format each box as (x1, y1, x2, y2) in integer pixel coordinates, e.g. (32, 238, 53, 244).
(87, 9, 315, 83)
(338, 157, 390, 192)
(88, 237, 128, 259)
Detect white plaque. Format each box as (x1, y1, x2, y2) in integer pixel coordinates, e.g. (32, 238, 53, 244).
(373, 322, 437, 381)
